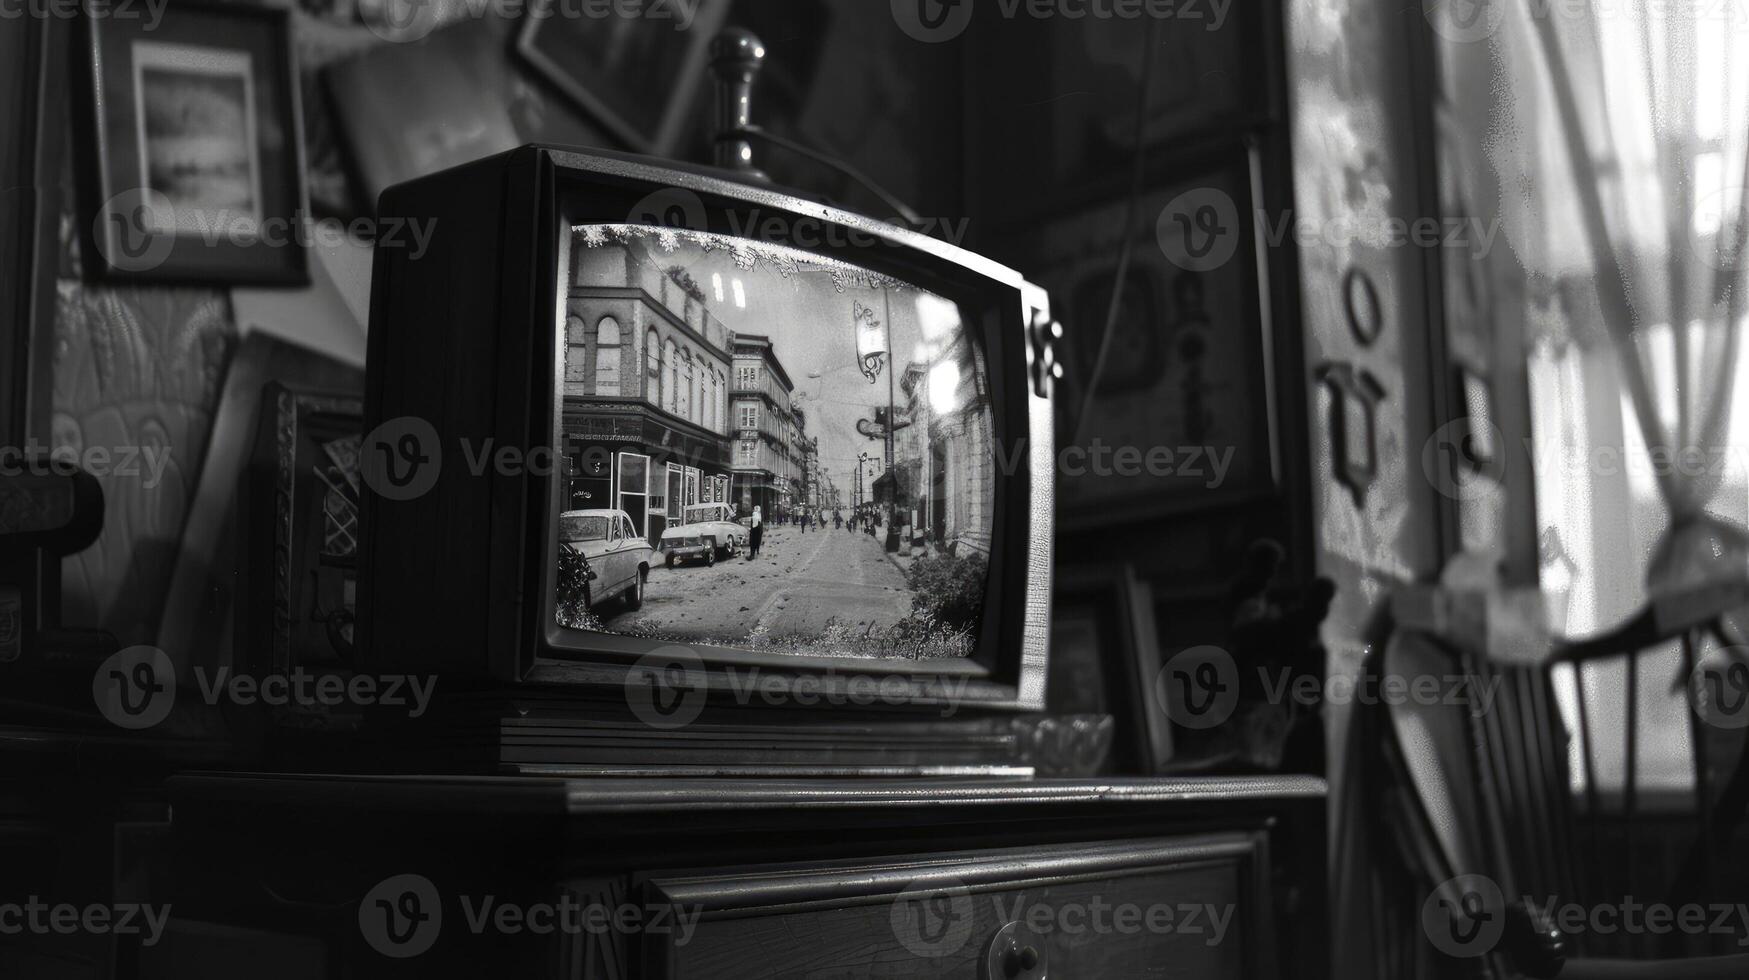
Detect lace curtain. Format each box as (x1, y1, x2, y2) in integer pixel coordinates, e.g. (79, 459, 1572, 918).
(1465, 0, 1749, 801)
(1507, 0, 1749, 601)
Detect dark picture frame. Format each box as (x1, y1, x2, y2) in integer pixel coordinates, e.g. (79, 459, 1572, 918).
(515, 0, 729, 155)
(241, 384, 363, 683)
(1051, 563, 1173, 773)
(1022, 143, 1279, 528)
(0, 16, 65, 449)
(85, 1, 309, 284)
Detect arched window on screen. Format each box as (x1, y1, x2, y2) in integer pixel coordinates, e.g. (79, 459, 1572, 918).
(564, 313, 589, 394)
(665, 339, 679, 415)
(595, 317, 621, 396)
(680, 348, 694, 421)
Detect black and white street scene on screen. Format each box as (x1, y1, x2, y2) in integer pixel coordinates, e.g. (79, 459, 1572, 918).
(552, 225, 997, 659)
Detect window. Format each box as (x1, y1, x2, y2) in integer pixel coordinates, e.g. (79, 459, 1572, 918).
(559, 514, 609, 542)
(695, 362, 707, 427)
(738, 440, 758, 465)
(737, 365, 759, 389)
(645, 328, 661, 405)
(680, 348, 694, 421)
(738, 404, 758, 431)
(595, 317, 621, 395)
(665, 340, 679, 414)
(565, 314, 589, 386)
(641, 451, 665, 539)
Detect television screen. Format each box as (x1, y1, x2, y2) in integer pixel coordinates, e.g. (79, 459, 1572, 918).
(553, 224, 996, 660)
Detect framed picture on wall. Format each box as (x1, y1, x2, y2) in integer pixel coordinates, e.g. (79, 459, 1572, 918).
(966, 11, 1263, 227)
(326, 16, 612, 214)
(1047, 563, 1173, 774)
(85, 1, 308, 284)
(516, 0, 729, 155)
(1018, 143, 1278, 527)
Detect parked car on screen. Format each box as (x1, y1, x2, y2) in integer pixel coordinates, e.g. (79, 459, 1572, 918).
(558, 509, 652, 611)
(659, 502, 748, 567)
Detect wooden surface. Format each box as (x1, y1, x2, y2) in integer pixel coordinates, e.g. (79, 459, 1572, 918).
(166, 771, 1327, 815)
(154, 771, 1322, 979)
(650, 835, 1265, 979)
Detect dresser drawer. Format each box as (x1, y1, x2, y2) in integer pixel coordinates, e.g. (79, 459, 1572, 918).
(638, 834, 1274, 979)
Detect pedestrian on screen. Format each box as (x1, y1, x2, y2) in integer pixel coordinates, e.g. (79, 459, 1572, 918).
(749, 506, 764, 560)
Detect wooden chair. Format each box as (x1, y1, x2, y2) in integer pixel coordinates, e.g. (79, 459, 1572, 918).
(1372, 581, 1749, 978)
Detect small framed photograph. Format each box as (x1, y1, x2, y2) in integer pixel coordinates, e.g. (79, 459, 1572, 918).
(243, 384, 363, 679)
(516, 0, 729, 155)
(86, 1, 309, 284)
(1050, 563, 1174, 773)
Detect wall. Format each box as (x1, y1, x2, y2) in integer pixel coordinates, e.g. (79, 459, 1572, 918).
(1285, 0, 1448, 975)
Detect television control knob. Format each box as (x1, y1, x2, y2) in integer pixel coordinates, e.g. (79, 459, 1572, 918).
(985, 921, 1047, 979)
(1026, 312, 1060, 399)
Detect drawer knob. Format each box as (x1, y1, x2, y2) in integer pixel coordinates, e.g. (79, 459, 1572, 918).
(985, 921, 1048, 980)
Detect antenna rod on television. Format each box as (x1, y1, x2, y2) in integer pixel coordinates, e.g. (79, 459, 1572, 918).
(709, 29, 925, 230)
(710, 28, 767, 180)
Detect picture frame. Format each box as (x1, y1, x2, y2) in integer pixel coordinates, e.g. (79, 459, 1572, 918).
(966, 10, 1267, 229)
(240, 384, 364, 684)
(325, 16, 612, 214)
(85, 1, 309, 284)
(1050, 563, 1173, 774)
(158, 333, 364, 688)
(1, 15, 65, 449)
(1018, 143, 1279, 528)
(515, 0, 729, 155)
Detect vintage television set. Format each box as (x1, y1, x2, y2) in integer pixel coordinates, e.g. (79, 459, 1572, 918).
(358, 145, 1059, 771)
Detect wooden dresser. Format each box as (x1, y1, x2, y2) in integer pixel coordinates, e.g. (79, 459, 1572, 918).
(150, 773, 1327, 979)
